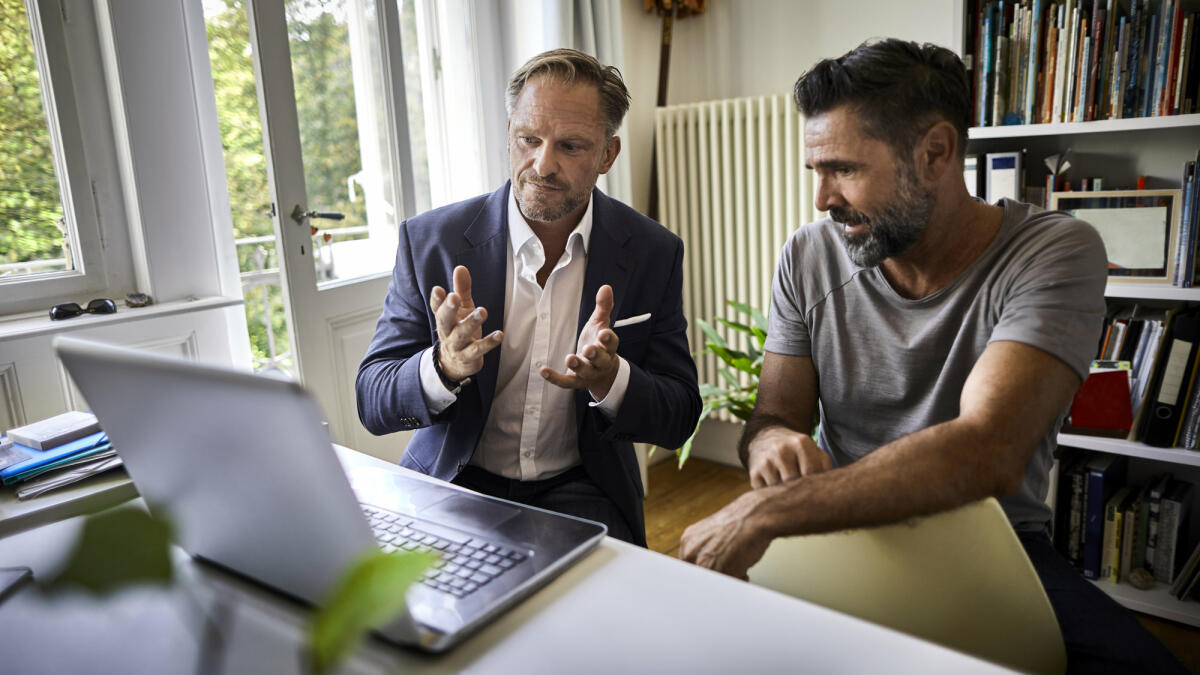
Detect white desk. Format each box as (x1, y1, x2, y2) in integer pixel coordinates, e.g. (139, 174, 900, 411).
(0, 448, 1013, 674)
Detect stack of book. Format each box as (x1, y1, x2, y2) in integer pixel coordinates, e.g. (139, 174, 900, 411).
(968, 0, 1200, 127)
(0, 411, 123, 500)
(1055, 451, 1199, 598)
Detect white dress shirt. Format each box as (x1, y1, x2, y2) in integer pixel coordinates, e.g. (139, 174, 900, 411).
(417, 191, 630, 480)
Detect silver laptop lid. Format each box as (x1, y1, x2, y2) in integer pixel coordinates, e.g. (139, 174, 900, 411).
(54, 336, 375, 605)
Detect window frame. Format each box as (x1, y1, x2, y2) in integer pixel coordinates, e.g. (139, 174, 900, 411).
(1, 0, 112, 316)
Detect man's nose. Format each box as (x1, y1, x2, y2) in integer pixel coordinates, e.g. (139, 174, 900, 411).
(532, 145, 557, 177)
(815, 177, 842, 213)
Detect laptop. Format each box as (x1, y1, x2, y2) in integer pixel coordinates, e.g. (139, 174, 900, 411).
(53, 336, 606, 652)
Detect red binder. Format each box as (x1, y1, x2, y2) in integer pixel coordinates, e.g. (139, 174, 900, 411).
(1069, 370, 1133, 431)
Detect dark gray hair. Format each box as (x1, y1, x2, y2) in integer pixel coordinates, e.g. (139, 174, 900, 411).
(505, 48, 630, 137)
(793, 39, 971, 159)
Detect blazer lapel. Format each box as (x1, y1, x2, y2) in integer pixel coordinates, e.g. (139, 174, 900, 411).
(576, 189, 633, 425)
(456, 183, 510, 420)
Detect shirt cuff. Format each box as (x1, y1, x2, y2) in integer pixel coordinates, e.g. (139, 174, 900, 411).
(419, 346, 459, 414)
(589, 357, 630, 418)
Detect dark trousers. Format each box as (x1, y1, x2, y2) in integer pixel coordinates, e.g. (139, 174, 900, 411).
(1018, 531, 1187, 675)
(451, 464, 635, 544)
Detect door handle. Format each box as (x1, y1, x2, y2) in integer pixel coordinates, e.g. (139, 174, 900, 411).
(290, 204, 345, 224)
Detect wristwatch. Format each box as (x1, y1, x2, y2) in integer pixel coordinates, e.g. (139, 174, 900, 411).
(432, 340, 471, 395)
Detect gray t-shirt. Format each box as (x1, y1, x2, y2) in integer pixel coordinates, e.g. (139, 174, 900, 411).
(766, 199, 1107, 531)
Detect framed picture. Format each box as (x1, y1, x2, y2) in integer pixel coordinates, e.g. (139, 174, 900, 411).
(1050, 189, 1183, 284)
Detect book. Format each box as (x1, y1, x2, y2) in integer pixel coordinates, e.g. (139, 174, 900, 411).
(1102, 485, 1131, 581)
(1142, 310, 1200, 446)
(5, 411, 100, 451)
(1146, 472, 1174, 573)
(1154, 479, 1193, 584)
(1132, 475, 1159, 573)
(1083, 454, 1128, 579)
(1119, 482, 1149, 581)
(986, 151, 1023, 204)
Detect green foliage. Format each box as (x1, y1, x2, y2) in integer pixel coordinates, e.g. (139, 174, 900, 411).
(0, 0, 66, 268)
(676, 301, 768, 467)
(37, 507, 174, 595)
(307, 549, 435, 673)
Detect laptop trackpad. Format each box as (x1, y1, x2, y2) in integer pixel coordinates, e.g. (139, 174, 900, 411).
(419, 495, 521, 530)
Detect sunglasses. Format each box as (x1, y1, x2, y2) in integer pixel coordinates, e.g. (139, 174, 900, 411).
(49, 298, 118, 321)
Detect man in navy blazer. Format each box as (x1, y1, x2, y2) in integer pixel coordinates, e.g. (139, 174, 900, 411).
(356, 49, 700, 546)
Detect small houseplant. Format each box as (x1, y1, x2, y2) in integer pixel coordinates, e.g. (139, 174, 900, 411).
(674, 300, 768, 466)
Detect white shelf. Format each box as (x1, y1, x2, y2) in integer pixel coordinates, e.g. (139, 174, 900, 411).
(969, 113, 1200, 139)
(1104, 283, 1200, 302)
(1057, 433, 1200, 468)
(1091, 579, 1200, 628)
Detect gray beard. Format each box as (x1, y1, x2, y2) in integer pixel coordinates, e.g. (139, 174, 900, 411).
(832, 169, 935, 268)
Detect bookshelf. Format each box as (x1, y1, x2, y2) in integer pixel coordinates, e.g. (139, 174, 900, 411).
(964, 0, 1200, 628)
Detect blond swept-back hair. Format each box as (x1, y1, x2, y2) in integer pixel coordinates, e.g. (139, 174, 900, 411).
(505, 48, 630, 137)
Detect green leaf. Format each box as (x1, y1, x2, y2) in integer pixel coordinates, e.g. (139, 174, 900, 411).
(715, 317, 755, 336)
(698, 383, 726, 399)
(729, 356, 755, 373)
(39, 507, 174, 595)
(308, 549, 436, 673)
(677, 400, 714, 468)
(718, 366, 742, 389)
(696, 319, 729, 350)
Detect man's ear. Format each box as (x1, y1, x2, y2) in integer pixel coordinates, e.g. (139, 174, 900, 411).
(599, 136, 621, 174)
(915, 121, 958, 182)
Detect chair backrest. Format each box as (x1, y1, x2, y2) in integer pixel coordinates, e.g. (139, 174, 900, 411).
(746, 497, 1066, 674)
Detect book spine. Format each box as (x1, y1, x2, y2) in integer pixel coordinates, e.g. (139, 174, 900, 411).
(1156, 491, 1180, 583)
(1102, 493, 1119, 580)
(1120, 496, 1138, 581)
(1133, 489, 1152, 571)
(1068, 463, 1087, 567)
(1028, 0, 1045, 123)
(1084, 464, 1110, 579)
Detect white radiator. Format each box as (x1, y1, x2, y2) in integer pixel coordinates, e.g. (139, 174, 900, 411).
(654, 95, 815, 421)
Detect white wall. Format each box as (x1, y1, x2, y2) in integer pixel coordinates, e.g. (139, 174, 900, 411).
(621, 0, 962, 467)
(620, 0, 962, 216)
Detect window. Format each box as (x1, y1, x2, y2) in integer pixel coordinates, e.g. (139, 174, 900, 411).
(0, 0, 110, 316)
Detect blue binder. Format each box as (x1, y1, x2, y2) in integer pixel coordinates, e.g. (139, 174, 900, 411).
(0, 431, 109, 485)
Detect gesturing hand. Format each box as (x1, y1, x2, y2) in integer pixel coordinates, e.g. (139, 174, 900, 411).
(430, 266, 503, 382)
(540, 284, 621, 400)
(746, 426, 831, 489)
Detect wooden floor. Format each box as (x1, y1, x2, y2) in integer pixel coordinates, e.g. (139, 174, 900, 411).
(643, 457, 1200, 672)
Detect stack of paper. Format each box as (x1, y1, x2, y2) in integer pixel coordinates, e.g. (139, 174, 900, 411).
(2, 411, 124, 497)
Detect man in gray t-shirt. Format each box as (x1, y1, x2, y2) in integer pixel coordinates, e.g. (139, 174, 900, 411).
(679, 39, 1184, 673)
(766, 198, 1104, 533)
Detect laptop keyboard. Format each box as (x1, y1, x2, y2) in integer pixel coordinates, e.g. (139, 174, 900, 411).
(361, 504, 525, 599)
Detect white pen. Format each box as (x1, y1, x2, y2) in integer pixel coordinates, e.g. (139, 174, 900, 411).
(613, 313, 651, 328)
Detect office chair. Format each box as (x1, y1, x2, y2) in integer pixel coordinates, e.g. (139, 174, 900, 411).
(746, 497, 1067, 674)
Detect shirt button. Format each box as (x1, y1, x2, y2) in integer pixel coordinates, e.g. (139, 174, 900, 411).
(535, 360, 544, 368)
(539, 313, 548, 321)
(523, 451, 532, 457)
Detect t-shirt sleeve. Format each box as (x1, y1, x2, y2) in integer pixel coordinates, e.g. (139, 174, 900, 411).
(765, 238, 812, 356)
(988, 216, 1108, 381)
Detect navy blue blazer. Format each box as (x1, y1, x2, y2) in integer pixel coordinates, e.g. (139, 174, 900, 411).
(356, 182, 701, 546)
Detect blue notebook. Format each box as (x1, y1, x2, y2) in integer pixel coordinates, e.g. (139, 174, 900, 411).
(0, 431, 109, 485)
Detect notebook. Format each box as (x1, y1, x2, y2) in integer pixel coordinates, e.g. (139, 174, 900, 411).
(53, 336, 606, 652)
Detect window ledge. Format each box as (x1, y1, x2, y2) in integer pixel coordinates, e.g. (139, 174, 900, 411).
(0, 296, 244, 343)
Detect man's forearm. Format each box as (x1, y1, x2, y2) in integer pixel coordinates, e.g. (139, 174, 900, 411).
(745, 417, 1023, 538)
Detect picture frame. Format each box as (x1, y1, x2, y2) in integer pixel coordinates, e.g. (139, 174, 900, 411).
(1050, 189, 1183, 284)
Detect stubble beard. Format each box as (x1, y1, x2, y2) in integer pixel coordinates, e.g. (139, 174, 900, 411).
(515, 173, 588, 225)
(831, 162, 936, 268)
